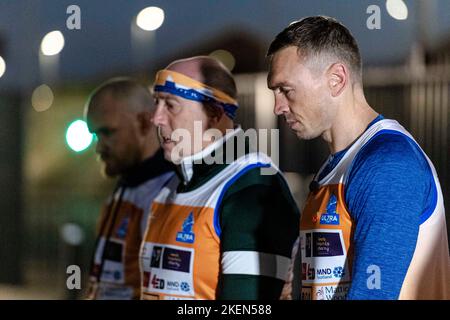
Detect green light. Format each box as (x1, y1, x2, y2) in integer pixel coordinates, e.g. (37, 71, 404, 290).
(66, 120, 93, 152)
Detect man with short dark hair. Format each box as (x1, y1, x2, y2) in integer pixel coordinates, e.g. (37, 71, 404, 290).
(139, 56, 299, 300)
(267, 16, 450, 300)
(84, 78, 174, 299)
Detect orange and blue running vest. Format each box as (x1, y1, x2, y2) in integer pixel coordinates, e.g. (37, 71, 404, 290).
(87, 152, 173, 300)
(300, 119, 450, 300)
(139, 128, 295, 300)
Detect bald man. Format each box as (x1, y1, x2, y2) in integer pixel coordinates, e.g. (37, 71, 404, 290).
(138, 56, 299, 300)
(84, 78, 174, 299)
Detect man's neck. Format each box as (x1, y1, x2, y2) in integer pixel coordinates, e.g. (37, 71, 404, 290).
(176, 126, 246, 193)
(323, 90, 378, 154)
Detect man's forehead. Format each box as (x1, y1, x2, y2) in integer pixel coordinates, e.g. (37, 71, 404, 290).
(271, 46, 302, 69)
(268, 47, 306, 85)
(89, 92, 118, 111)
(87, 96, 124, 122)
(87, 105, 119, 123)
(154, 91, 180, 101)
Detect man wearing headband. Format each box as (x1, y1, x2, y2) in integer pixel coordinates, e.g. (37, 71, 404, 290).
(139, 56, 299, 300)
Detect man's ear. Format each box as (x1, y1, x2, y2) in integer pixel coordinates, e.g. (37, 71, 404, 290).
(327, 63, 348, 97)
(136, 111, 153, 134)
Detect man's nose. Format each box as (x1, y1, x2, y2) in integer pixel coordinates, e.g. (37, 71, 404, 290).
(152, 104, 168, 127)
(274, 94, 288, 116)
(95, 137, 106, 155)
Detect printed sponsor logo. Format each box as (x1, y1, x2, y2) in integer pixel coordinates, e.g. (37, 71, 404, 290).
(320, 214, 339, 225)
(176, 212, 195, 244)
(333, 266, 345, 279)
(312, 232, 344, 257)
(315, 266, 345, 280)
(302, 263, 315, 280)
(115, 216, 129, 239)
(164, 280, 190, 292)
(162, 248, 191, 273)
(316, 287, 325, 300)
(316, 268, 333, 280)
(151, 274, 165, 290)
(319, 194, 340, 225)
(315, 285, 349, 300)
(151, 246, 163, 268)
(180, 282, 190, 292)
(166, 280, 180, 291)
(305, 233, 312, 258)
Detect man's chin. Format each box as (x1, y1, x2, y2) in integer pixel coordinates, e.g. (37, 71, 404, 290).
(163, 149, 172, 162)
(101, 164, 120, 178)
(162, 143, 179, 163)
(295, 130, 319, 141)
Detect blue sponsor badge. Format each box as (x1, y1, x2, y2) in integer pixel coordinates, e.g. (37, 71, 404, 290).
(333, 266, 345, 279)
(176, 212, 195, 244)
(116, 216, 129, 239)
(320, 194, 340, 225)
(180, 282, 190, 292)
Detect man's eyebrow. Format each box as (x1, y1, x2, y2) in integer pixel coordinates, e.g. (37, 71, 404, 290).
(267, 81, 292, 90)
(154, 92, 180, 102)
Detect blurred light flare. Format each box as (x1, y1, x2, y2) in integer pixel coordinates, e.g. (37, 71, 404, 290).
(41, 30, 65, 56)
(61, 223, 85, 246)
(386, 0, 408, 20)
(136, 7, 165, 31)
(0, 56, 5, 78)
(31, 84, 54, 112)
(66, 120, 93, 152)
(209, 49, 236, 71)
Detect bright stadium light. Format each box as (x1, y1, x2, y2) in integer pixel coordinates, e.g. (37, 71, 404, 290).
(66, 120, 93, 152)
(0, 56, 5, 78)
(386, 0, 408, 20)
(136, 6, 165, 31)
(41, 30, 65, 56)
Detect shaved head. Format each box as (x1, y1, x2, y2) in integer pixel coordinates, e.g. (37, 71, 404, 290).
(85, 77, 159, 177)
(85, 77, 154, 116)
